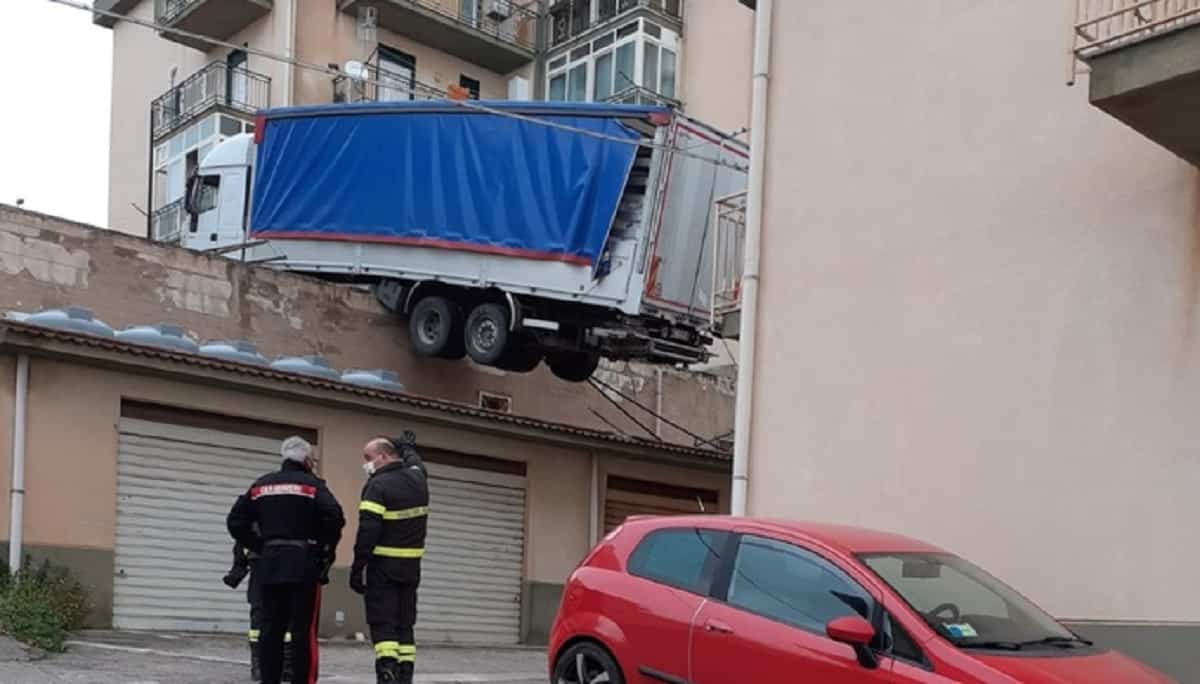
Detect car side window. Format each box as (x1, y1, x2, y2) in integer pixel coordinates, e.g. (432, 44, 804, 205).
(727, 535, 875, 634)
(876, 610, 926, 666)
(628, 528, 730, 596)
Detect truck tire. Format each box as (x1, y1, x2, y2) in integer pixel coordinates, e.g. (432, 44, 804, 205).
(408, 296, 463, 359)
(496, 335, 543, 373)
(465, 302, 510, 366)
(546, 350, 601, 382)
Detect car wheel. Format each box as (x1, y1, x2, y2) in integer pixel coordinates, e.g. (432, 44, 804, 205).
(553, 641, 625, 684)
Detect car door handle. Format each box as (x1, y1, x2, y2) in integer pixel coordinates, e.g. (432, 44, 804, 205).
(704, 619, 734, 634)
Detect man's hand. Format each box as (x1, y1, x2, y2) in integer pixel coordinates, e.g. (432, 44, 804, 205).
(349, 563, 367, 594)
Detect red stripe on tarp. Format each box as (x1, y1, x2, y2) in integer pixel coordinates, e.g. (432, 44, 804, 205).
(249, 231, 596, 266)
(250, 484, 317, 499)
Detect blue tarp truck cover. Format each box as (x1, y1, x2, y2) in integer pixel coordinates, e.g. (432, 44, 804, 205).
(248, 101, 669, 267)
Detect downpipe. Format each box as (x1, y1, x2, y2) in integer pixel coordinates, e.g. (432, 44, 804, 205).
(731, 0, 774, 517)
(9, 355, 29, 572)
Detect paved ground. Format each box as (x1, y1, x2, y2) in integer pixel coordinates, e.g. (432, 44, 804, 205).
(0, 631, 548, 683)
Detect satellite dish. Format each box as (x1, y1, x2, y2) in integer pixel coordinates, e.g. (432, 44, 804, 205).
(344, 60, 368, 81)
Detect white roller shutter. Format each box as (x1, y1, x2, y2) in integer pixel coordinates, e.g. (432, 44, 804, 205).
(418, 462, 526, 645)
(114, 418, 284, 633)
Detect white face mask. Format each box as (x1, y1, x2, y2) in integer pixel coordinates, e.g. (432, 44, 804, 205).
(363, 461, 376, 477)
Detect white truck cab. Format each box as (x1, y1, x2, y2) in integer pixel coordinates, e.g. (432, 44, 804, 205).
(184, 133, 256, 253)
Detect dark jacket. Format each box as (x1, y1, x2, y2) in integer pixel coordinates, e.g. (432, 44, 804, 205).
(353, 458, 429, 583)
(227, 461, 345, 585)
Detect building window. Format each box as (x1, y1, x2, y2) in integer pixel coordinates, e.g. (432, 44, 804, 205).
(377, 45, 416, 101)
(459, 75, 481, 100)
(152, 113, 252, 212)
(546, 21, 677, 104)
(479, 392, 512, 413)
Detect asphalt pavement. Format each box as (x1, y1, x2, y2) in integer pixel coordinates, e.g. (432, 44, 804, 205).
(0, 631, 547, 684)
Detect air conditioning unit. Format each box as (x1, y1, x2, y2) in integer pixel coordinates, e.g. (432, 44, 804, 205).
(486, 0, 511, 20)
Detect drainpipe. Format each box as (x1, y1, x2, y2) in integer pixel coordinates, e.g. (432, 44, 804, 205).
(730, 0, 773, 518)
(588, 454, 600, 546)
(9, 355, 29, 572)
(285, 0, 296, 105)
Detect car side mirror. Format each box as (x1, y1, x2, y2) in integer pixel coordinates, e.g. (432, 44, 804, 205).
(826, 616, 880, 669)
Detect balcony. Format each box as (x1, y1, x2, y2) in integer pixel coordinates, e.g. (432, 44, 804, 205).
(338, 0, 537, 73)
(92, 0, 140, 28)
(155, 0, 273, 51)
(151, 62, 270, 142)
(547, 0, 682, 51)
(333, 59, 449, 103)
(1071, 0, 1200, 166)
(151, 199, 187, 245)
(604, 84, 680, 108)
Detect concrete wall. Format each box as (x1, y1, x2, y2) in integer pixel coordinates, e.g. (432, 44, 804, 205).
(0, 206, 733, 445)
(0, 354, 726, 639)
(748, 1, 1200, 679)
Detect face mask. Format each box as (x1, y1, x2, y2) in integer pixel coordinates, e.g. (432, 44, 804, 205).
(363, 461, 376, 477)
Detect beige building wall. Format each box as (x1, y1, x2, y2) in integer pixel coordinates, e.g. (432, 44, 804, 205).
(748, 0, 1200, 628)
(0, 352, 726, 636)
(678, 1, 753, 133)
(293, 3, 530, 106)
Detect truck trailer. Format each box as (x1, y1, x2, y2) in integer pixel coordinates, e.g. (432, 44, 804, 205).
(184, 101, 747, 382)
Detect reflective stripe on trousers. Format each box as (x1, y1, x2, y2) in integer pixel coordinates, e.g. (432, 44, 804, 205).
(374, 641, 416, 663)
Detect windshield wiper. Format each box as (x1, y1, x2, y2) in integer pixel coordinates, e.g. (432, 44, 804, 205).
(1016, 636, 1094, 648)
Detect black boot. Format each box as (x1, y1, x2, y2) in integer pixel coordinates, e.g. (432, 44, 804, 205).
(281, 641, 292, 682)
(397, 661, 414, 684)
(249, 642, 261, 682)
(375, 658, 401, 683)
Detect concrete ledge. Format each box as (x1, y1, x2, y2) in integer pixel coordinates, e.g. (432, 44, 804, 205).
(1066, 620, 1200, 682)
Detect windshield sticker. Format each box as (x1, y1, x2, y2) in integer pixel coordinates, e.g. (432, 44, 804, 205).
(944, 623, 978, 638)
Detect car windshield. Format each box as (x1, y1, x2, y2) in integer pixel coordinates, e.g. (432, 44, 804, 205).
(859, 552, 1077, 649)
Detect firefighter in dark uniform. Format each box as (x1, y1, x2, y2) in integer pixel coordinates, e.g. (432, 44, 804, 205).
(228, 436, 344, 684)
(350, 432, 429, 684)
(225, 535, 297, 682)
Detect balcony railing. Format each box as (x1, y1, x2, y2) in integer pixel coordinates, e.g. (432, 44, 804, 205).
(151, 199, 187, 244)
(403, 0, 538, 51)
(1069, 0, 1200, 83)
(548, 0, 682, 48)
(151, 62, 270, 141)
(605, 84, 680, 108)
(156, 0, 200, 25)
(333, 60, 449, 104)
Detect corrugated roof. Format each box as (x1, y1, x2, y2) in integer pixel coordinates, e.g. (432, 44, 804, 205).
(0, 319, 730, 464)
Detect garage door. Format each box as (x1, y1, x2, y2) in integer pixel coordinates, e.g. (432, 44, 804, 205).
(419, 462, 526, 645)
(604, 476, 719, 534)
(114, 418, 284, 632)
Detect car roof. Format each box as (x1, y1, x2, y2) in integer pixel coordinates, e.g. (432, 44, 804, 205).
(623, 515, 948, 555)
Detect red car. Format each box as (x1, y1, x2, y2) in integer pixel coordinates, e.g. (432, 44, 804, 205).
(548, 516, 1175, 684)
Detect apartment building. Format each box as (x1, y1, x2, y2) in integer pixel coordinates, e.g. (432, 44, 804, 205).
(94, 0, 752, 242)
(724, 1, 1200, 680)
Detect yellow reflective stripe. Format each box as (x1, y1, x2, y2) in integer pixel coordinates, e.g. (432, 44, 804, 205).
(359, 500, 386, 516)
(374, 642, 416, 661)
(248, 629, 260, 642)
(372, 546, 425, 558)
(381, 505, 429, 521)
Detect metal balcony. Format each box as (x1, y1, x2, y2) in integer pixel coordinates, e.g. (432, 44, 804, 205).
(154, 0, 273, 51)
(92, 0, 140, 28)
(332, 59, 449, 103)
(604, 84, 681, 108)
(151, 62, 270, 142)
(547, 0, 682, 51)
(1071, 0, 1200, 166)
(151, 199, 188, 245)
(338, 0, 537, 73)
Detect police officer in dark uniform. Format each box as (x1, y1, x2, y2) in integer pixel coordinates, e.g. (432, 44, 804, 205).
(350, 432, 429, 684)
(228, 436, 344, 684)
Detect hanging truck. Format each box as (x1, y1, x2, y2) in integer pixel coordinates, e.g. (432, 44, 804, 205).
(184, 101, 748, 382)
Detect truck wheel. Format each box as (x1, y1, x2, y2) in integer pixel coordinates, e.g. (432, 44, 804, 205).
(547, 350, 601, 382)
(408, 296, 463, 359)
(465, 303, 510, 366)
(496, 335, 543, 373)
